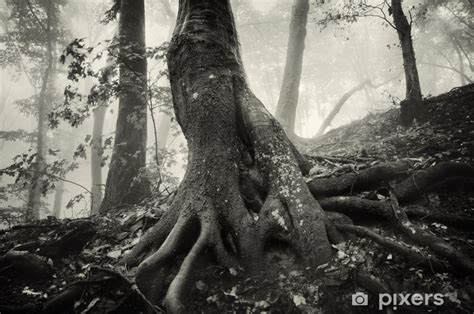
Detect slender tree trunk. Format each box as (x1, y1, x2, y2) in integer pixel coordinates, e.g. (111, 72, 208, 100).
(128, 1, 333, 311)
(89, 53, 114, 215)
(52, 180, 64, 218)
(454, 40, 467, 86)
(100, 0, 150, 212)
(391, 0, 423, 126)
(51, 134, 74, 219)
(90, 106, 106, 214)
(154, 3, 176, 165)
(316, 80, 368, 136)
(25, 0, 55, 222)
(275, 0, 309, 136)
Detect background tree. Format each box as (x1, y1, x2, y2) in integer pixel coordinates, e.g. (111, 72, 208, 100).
(100, 0, 150, 212)
(390, 0, 423, 125)
(1, 0, 66, 221)
(317, 0, 425, 125)
(275, 0, 309, 136)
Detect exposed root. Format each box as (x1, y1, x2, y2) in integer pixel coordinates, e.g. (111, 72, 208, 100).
(307, 161, 474, 203)
(336, 224, 453, 273)
(124, 204, 180, 266)
(354, 270, 390, 295)
(307, 160, 413, 198)
(209, 227, 238, 268)
(165, 222, 211, 313)
(392, 162, 474, 202)
(319, 196, 474, 228)
(386, 192, 474, 275)
(235, 77, 333, 264)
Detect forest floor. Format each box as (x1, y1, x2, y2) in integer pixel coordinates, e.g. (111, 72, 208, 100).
(1, 84, 473, 313)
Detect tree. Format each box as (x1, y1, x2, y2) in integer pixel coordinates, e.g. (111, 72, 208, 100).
(390, 0, 423, 125)
(275, 0, 309, 136)
(125, 0, 334, 311)
(89, 55, 113, 215)
(317, 0, 425, 126)
(1, 0, 65, 221)
(100, 0, 150, 212)
(316, 79, 369, 136)
(152, 0, 176, 168)
(416, 1, 473, 87)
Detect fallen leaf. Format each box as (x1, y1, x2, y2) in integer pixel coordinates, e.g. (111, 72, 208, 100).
(292, 293, 306, 307)
(107, 250, 122, 259)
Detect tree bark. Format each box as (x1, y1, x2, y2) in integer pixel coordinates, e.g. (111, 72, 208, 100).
(275, 0, 309, 136)
(90, 105, 106, 215)
(127, 1, 333, 311)
(391, 0, 423, 126)
(316, 80, 369, 136)
(100, 0, 150, 212)
(154, 1, 176, 167)
(26, 0, 56, 222)
(52, 180, 64, 218)
(89, 53, 114, 215)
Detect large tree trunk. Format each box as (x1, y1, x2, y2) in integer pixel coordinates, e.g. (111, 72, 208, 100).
(100, 0, 150, 212)
(126, 0, 333, 311)
(275, 0, 309, 136)
(391, 0, 423, 126)
(25, 0, 55, 222)
(316, 80, 369, 136)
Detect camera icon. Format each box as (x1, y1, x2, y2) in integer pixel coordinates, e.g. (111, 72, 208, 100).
(352, 292, 369, 306)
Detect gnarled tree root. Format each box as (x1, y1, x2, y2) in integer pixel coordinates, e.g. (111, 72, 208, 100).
(392, 162, 474, 202)
(307, 160, 413, 198)
(336, 224, 453, 273)
(387, 193, 474, 275)
(307, 161, 474, 202)
(319, 196, 474, 228)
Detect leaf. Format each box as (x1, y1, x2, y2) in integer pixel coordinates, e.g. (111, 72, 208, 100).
(254, 300, 270, 309)
(292, 293, 306, 307)
(22, 287, 42, 297)
(229, 267, 238, 276)
(224, 286, 238, 298)
(206, 294, 219, 303)
(107, 250, 122, 259)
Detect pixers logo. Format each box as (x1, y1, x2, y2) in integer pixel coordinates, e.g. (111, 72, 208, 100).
(378, 293, 444, 310)
(351, 292, 445, 310)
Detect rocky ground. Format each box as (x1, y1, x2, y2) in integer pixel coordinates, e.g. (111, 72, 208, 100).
(1, 84, 473, 313)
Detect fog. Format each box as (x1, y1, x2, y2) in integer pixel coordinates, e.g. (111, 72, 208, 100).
(0, 0, 471, 220)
